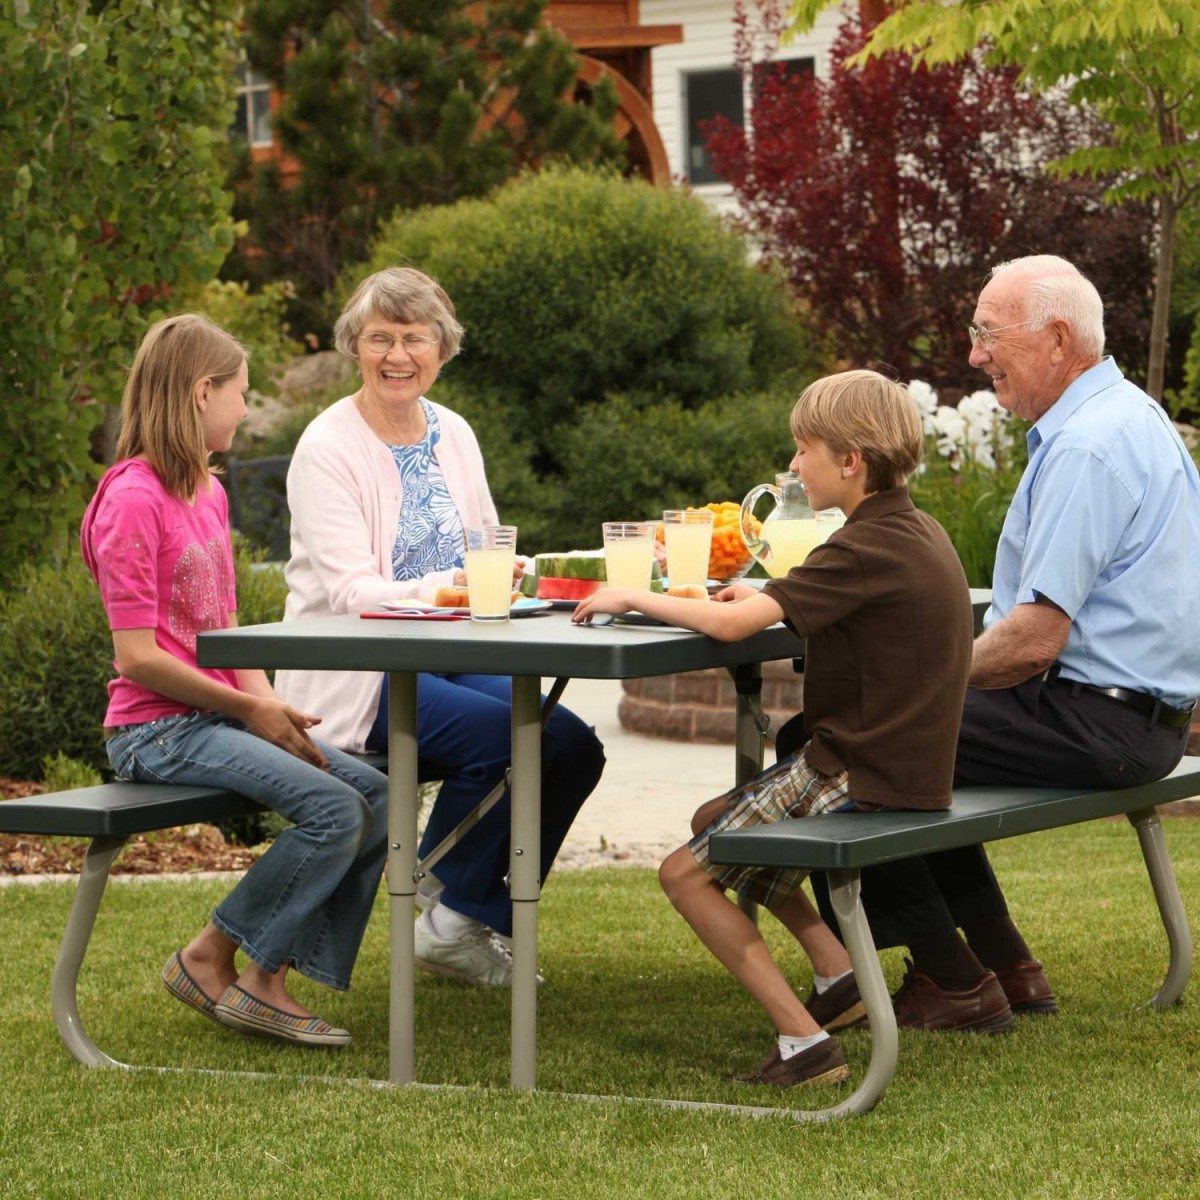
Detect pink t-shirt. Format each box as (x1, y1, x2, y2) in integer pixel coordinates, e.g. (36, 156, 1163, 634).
(81, 458, 241, 727)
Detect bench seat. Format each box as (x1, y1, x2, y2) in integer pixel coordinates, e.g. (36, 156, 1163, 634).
(707, 755, 1200, 1120)
(0, 751, 388, 1071)
(710, 757, 1200, 871)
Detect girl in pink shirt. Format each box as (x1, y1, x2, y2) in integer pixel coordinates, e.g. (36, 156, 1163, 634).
(82, 314, 387, 1048)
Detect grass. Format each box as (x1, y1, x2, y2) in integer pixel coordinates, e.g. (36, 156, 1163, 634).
(2, 821, 1200, 1198)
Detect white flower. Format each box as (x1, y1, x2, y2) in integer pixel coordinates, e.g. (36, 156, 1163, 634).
(908, 381, 1006, 473)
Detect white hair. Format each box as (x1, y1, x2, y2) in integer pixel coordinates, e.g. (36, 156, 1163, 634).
(988, 254, 1105, 360)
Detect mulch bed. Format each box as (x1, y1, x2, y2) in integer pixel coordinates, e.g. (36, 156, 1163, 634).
(0, 777, 259, 877)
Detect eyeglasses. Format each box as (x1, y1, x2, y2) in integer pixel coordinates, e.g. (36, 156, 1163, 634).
(358, 332, 440, 357)
(967, 319, 1039, 348)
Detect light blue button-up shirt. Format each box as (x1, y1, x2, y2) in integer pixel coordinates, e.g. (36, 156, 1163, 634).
(986, 357, 1200, 708)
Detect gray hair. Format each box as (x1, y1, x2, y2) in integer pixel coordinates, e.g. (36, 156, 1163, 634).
(333, 266, 465, 363)
(989, 254, 1105, 361)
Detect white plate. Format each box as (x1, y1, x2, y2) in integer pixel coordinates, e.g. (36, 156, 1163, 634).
(379, 598, 551, 618)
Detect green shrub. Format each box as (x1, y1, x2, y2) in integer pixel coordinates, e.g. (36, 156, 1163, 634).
(910, 430, 1028, 587)
(177, 278, 302, 398)
(0, 538, 286, 782)
(353, 166, 824, 550)
(40, 752, 103, 793)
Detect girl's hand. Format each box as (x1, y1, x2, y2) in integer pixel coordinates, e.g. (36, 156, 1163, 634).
(713, 582, 758, 603)
(572, 588, 639, 623)
(244, 697, 328, 769)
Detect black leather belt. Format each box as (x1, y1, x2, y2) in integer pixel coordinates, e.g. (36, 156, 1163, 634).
(1044, 665, 1196, 730)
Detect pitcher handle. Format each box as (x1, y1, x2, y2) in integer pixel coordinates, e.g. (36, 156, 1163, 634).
(740, 483, 780, 560)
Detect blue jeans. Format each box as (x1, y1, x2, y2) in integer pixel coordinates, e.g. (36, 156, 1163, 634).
(107, 712, 388, 991)
(367, 673, 605, 937)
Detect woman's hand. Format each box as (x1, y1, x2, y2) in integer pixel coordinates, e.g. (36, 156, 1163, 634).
(572, 588, 639, 623)
(243, 697, 329, 769)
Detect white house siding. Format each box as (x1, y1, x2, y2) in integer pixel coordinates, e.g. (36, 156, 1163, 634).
(641, 0, 844, 214)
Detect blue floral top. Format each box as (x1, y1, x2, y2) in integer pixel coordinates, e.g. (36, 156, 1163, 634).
(388, 400, 465, 580)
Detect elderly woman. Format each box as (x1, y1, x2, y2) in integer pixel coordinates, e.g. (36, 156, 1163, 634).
(276, 267, 605, 986)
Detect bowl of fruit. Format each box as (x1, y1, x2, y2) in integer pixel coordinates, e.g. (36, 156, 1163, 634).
(656, 501, 760, 583)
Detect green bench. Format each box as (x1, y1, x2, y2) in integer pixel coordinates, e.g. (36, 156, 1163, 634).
(0, 756, 386, 1070)
(709, 756, 1200, 1121)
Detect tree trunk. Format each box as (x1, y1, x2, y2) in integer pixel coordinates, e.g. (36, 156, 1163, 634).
(1146, 192, 1178, 402)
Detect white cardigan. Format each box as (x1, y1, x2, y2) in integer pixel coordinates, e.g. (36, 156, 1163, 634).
(275, 394, 499, 750)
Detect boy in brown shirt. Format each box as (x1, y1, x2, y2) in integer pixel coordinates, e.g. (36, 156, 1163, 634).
(573, 369, 974, 1087)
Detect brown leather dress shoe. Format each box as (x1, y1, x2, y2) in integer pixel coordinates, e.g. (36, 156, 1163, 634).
(729, 1037, 851, 1087)
(804, 973, 866, 1031)
(994, 958, 1058, 1015)
(891, 960, 1014, 1034)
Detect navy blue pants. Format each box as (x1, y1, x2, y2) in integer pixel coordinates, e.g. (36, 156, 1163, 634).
(367, 673, 605, 936)
(808, 677, 1190, 947)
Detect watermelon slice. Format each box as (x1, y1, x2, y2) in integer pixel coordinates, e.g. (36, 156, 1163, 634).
(535, 577, 604, 601)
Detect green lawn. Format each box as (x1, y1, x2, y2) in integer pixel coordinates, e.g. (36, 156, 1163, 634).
(2, 821, 1199, 1198)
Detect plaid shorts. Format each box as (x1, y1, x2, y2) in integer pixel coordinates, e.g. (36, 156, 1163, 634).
(689, 748, 870, 908)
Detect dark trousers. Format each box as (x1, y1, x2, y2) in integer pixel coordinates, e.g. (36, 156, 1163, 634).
(367, 672, 605, 936)
(810, 676, 1190, 947)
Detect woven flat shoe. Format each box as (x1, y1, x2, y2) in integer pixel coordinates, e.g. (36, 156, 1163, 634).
(213, 984, 351, 1047)
(804, 973, 866, 1032)
(161, 951, 222, 1026)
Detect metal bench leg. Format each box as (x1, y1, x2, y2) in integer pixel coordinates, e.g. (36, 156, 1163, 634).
(1127, 807, 1193, 1008)
(823, 867, 898, 1117)
(51, 835, 128, 1068)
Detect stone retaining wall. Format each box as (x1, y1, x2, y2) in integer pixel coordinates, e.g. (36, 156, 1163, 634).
(619, 660, 803, 743)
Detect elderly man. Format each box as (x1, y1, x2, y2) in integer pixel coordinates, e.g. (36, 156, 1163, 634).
(809, 254, 1200, 1034)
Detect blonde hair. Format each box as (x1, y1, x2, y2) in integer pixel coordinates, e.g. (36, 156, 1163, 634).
(790, 369, 923, 493)
(334, 266, 464, 363)
(115, 314, 248, 500)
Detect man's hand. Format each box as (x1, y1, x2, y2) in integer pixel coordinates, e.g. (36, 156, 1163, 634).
(971, 596, 1071, 688)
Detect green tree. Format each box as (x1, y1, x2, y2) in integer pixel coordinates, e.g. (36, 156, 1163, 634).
(791, 0, 1200, 400)
(358, 166, 820, 548)
(230, 0, 625, 333)
(0, 0, 240, 586)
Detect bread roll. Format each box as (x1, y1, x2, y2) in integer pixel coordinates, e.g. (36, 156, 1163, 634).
(666, 584, 710, 600)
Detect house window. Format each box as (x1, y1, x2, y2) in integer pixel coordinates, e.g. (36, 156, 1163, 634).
(234, 62, 273, 148)
(684, 58, 814, 186)
(684, 68, 743, 185)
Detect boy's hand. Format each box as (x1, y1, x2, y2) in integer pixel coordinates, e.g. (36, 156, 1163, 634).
(713, 582, 758, 603)
(572, 588, 639, 623)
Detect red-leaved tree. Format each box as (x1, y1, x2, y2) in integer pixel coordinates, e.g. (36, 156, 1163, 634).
(706, 1, 1155, 392)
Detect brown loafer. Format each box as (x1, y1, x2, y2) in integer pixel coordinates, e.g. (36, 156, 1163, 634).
(804, 972, 866, 1031)
(891, 960, 1014, 1034)
(994, 958, 1058, 1015)
(729, 1037, 851, 1087)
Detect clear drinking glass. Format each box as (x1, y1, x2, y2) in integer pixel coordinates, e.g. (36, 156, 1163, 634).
(602, 521, 658, 590)
(464, 525, 518, 621)
(662, 509, 714, 587)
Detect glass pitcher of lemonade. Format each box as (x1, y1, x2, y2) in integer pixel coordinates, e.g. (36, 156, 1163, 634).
(740, 472, 842, 577)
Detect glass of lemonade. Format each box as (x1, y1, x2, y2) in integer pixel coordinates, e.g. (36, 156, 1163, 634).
(662, 509, 715, 587)
(602, 521, 658, 591)
(464, 525, 517, 622)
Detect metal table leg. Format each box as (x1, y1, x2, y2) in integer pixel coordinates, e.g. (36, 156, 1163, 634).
(387, 671, 420, 1084)
(509, 674, 542, 1089)
(733, 663, 765, 924)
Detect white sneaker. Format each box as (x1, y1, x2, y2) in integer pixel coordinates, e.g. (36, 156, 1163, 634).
(415, 876, 443, 913)
(413, 911, 543, 987)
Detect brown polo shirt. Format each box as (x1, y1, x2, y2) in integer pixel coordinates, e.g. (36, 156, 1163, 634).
(763, 488, 972, 809)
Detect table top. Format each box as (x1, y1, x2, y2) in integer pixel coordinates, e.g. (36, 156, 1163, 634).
(198, 610, 806, 680)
